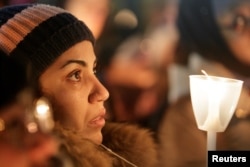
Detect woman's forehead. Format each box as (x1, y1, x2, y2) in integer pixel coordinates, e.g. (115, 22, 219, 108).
(49, 41, 96, 69)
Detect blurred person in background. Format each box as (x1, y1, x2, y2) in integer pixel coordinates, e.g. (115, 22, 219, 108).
(158, 0, 250, 166)
(96, 0, 180, 140)
(145, 0, 179, 68)
(36, 0, 110, 39)
(0, 50, 66, 167)
(0, 3, 158, 167)
(95, 4, 170, 139)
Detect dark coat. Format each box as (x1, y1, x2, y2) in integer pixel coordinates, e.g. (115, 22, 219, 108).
(55, 122, 159, 167)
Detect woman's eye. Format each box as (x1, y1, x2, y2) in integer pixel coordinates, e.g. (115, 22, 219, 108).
(68, 70, 81, 81)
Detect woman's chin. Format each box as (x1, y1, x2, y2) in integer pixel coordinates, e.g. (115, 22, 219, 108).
(84, 131, 103, 145)
(93, 134, 103, 145)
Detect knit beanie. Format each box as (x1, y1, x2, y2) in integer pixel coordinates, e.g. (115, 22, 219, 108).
(0, 3, 95, 79)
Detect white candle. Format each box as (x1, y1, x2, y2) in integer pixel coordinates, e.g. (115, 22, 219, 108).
(190, 75, 243, 132)
(200, 79, 223, 132)
(189, 74, 243, 152)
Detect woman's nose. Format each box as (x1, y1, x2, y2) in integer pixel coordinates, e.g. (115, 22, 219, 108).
(89, 78, 109, 103)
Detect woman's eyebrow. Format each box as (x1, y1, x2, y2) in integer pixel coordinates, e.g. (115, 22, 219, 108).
(60, 60, 87, 69)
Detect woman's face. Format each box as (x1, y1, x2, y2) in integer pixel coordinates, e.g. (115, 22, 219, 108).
(215, 1, 250, 64)
(39, 41, 109, 144)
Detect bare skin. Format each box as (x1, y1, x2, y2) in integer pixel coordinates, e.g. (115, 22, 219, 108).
(40, 41, 109, 144)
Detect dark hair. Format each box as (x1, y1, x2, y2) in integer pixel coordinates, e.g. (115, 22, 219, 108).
(0, 50, 27, 109)
(175, 0, 250, 77)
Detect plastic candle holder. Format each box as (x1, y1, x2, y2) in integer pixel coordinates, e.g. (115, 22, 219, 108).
(189, 75, 243, 151)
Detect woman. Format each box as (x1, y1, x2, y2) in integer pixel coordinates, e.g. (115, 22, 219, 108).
(0, 4, 158, 167)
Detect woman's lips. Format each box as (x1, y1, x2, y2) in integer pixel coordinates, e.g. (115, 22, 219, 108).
(89, 109, 106, 128)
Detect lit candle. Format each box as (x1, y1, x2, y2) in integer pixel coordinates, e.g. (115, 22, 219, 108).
(200, 79, 223, 132)
(189, 73, 243, 151)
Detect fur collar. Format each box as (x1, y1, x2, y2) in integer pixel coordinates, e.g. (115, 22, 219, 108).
(54, 122, 158, 167)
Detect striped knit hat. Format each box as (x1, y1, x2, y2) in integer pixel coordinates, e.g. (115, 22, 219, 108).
(0, 3, 95, 79)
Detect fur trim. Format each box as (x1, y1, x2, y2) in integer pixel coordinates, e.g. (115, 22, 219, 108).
(54, 122, 158, 167)
(54, 123, 113, 167)
(102, 122, 159, 167)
